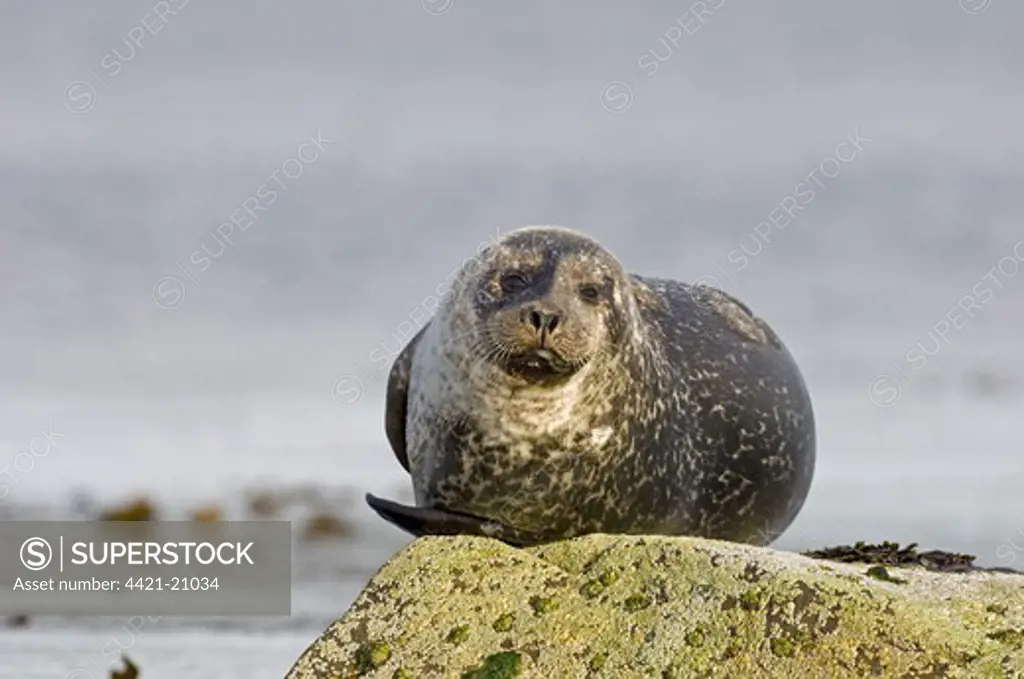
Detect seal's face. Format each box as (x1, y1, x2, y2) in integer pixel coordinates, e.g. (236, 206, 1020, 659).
(469, 228, 630, 385)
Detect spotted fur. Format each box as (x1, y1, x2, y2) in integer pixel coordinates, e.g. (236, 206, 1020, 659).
(381, 226, 816, 546)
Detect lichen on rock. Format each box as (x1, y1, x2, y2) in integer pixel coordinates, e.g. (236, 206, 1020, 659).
(286, 534, 1024, 678)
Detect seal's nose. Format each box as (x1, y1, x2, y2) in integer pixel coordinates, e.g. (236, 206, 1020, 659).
(524, 307, 561, 334)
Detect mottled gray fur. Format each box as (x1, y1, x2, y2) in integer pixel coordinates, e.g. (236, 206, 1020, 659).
(379, 225, 815, 546)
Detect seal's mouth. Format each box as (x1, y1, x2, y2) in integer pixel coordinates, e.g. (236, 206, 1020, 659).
(505, 347, 578, 381)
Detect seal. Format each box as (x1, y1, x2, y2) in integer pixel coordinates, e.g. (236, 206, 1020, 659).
(365, 225, 816, 547)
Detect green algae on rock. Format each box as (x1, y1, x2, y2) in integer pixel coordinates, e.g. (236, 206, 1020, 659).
(527, 595, 557, 615)
(353, 641, 390, 673)
(446, 625, 470, 646)
(490, 613, 515, 633)
(460, 651, 522, 679)
(286, 534, 1024, 678)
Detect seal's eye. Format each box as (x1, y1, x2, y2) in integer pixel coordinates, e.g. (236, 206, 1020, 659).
(578, 284, 602, 303)
(500, 272, 530, 294)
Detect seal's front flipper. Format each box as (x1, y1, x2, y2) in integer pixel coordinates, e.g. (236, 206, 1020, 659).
(384, 325, 428, 474)
(364, 493, 549, 547)
(365, 493, 493, 537)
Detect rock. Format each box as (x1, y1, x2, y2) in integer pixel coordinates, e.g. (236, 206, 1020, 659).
(98, 498, 156, 521)
(245, 488, 282, 518)
(110, 654, 139, 679)
(6, 614, 29, 629)
(190, 504, 224, 522)
(301, 512, 356, 542)
(287, 534, 1024, 678)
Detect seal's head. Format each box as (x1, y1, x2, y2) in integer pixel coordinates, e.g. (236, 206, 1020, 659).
(456, 226, 636, 385)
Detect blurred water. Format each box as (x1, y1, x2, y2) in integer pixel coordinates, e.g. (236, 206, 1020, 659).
(0, 630, 317, 679)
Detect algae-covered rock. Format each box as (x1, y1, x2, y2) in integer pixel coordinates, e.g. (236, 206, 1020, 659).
(286, 534, 1024, 678)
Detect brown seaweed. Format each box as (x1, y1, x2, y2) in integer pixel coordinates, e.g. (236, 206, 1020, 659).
(802, 541, 1021, 574)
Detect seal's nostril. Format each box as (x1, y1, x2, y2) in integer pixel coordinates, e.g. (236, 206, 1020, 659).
(525, 306, 561, 334)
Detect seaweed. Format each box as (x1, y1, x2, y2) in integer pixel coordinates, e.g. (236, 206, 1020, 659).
(802, 541, 1021, 574)
(110, 655, 139, 679)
